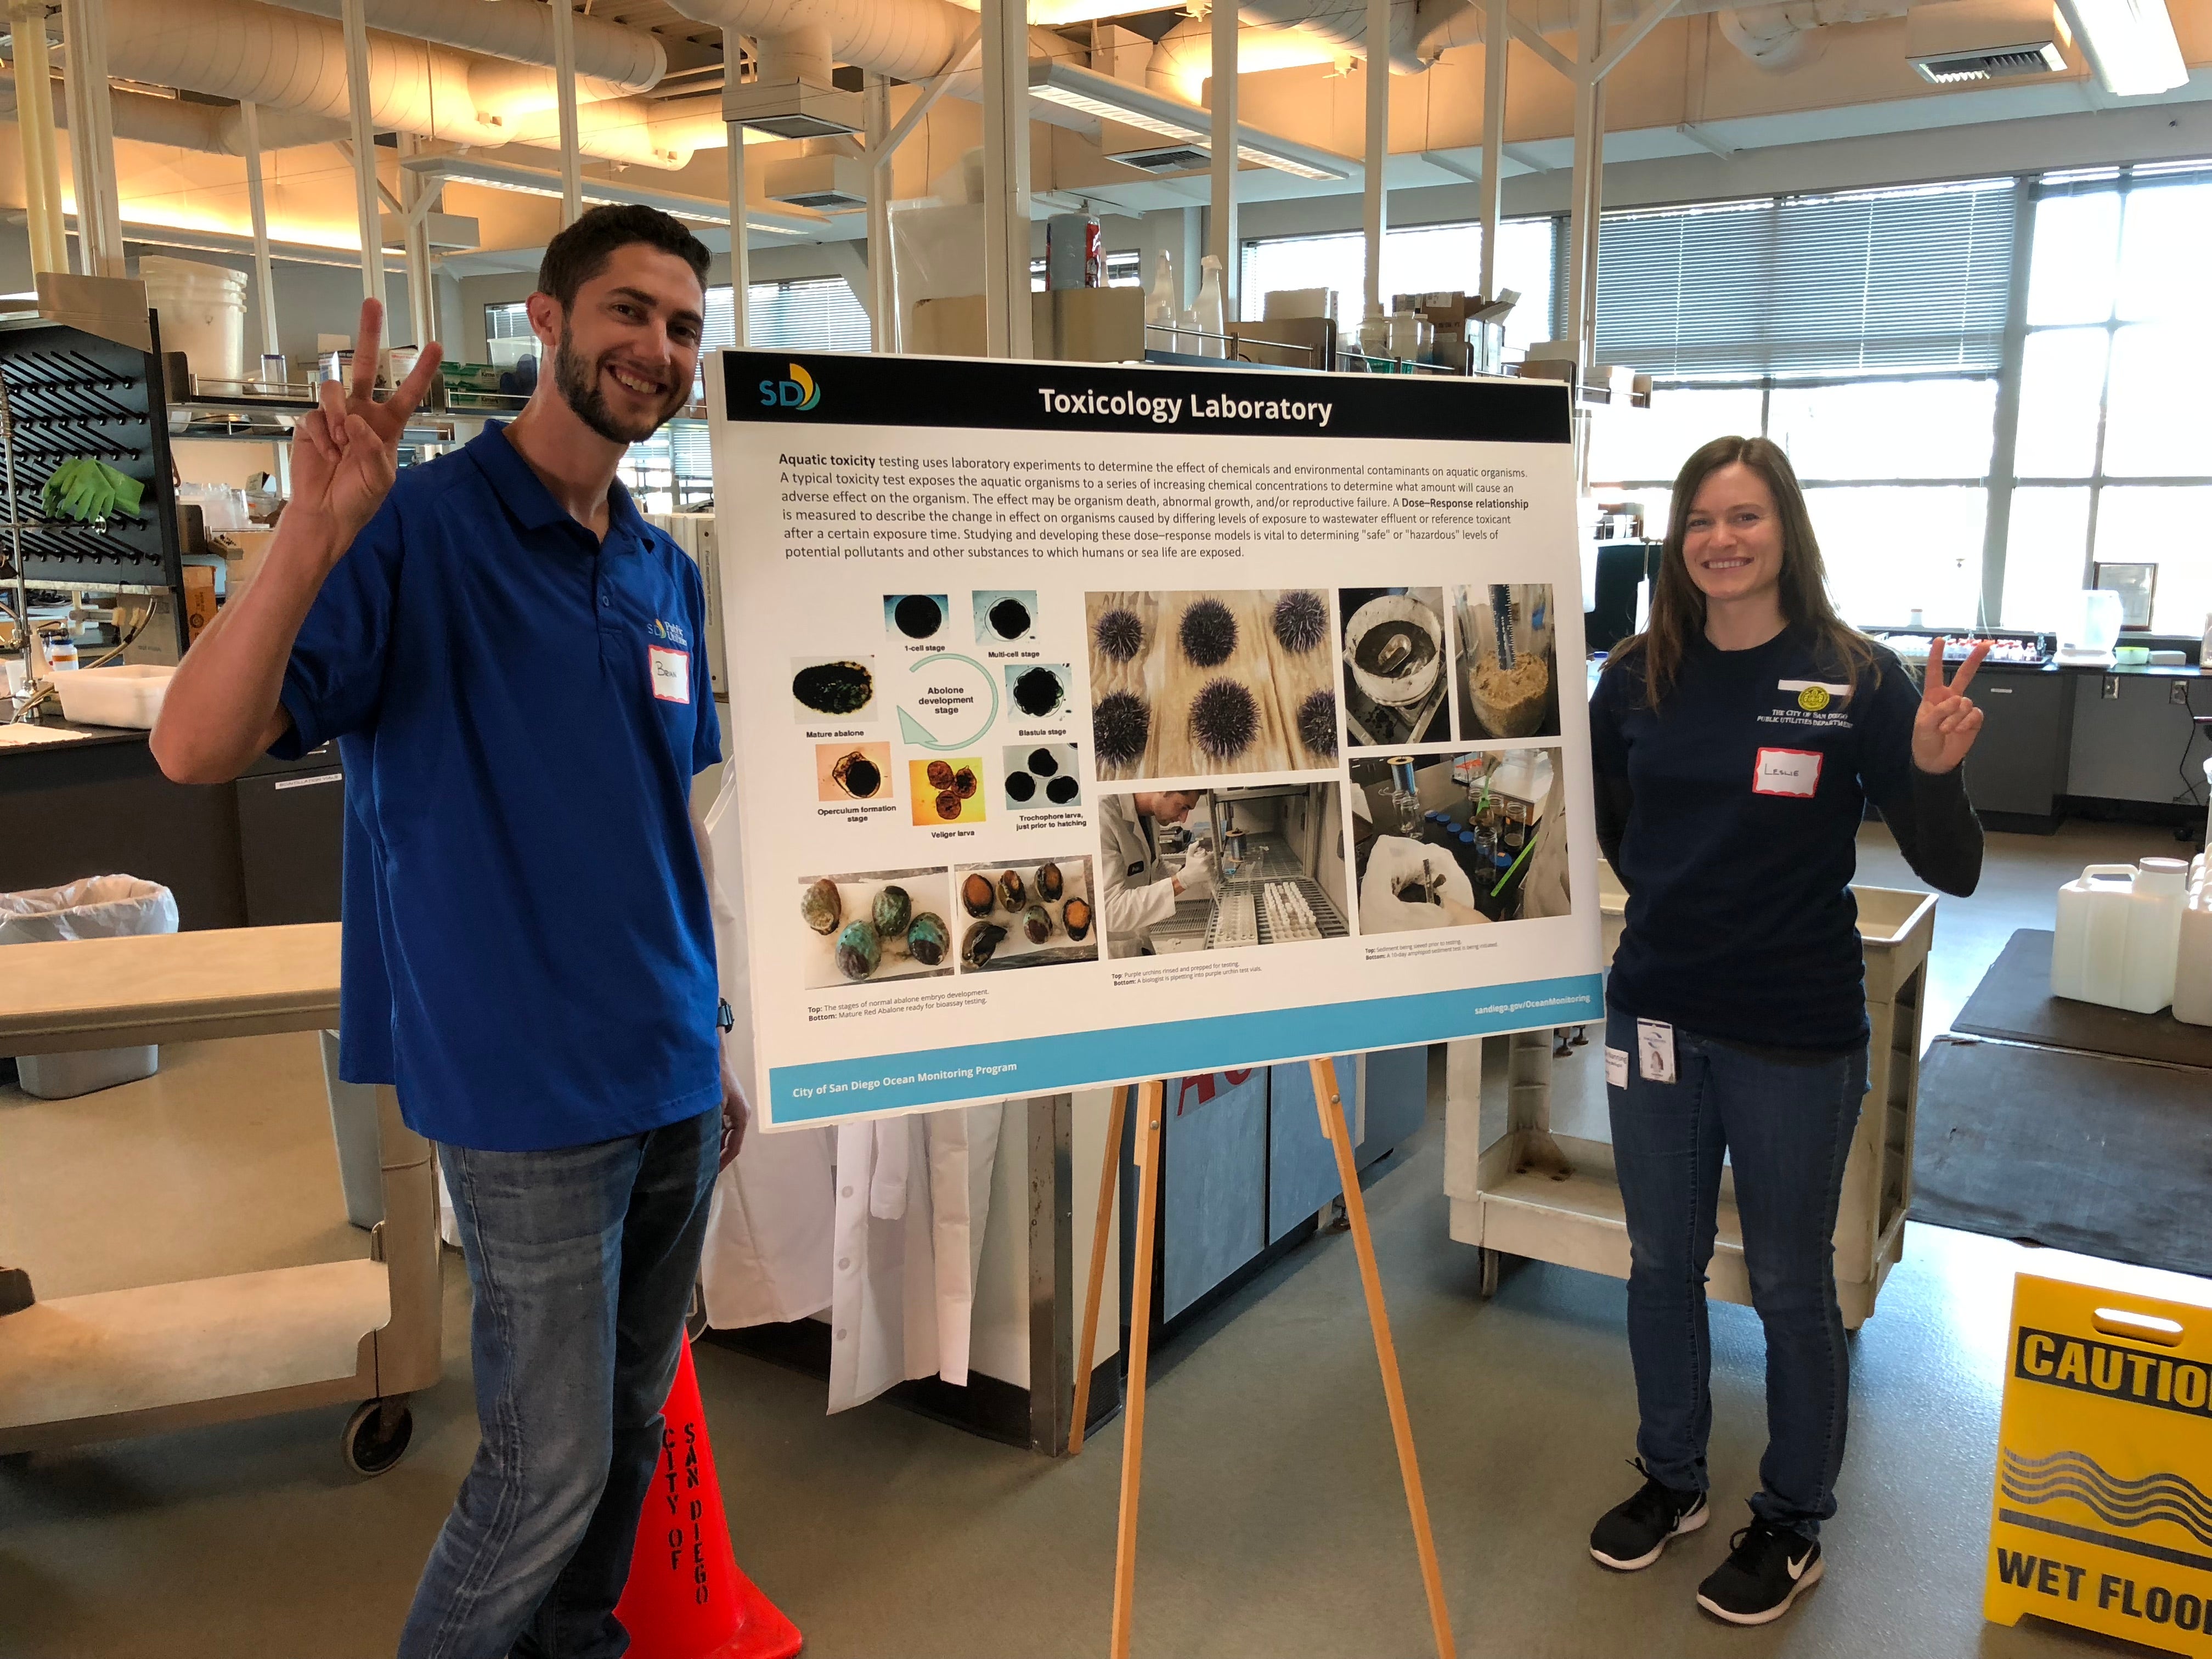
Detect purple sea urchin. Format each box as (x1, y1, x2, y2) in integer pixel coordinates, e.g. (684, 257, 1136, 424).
(1296, 688, 1338, 758)
(1272, 590, 1329, 653)
(1094, 607, 1144, 663)
(1189, 679, 1259, 760)
(1093, 692, 1150, 768)
(1178, 598, 1238, 668)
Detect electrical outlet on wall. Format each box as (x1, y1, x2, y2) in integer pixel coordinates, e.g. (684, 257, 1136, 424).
(2103, 675, 2120, 700)
(2173, 680, 2191, 706)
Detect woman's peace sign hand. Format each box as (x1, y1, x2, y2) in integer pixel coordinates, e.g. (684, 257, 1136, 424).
(1911, 636, 1990, 775)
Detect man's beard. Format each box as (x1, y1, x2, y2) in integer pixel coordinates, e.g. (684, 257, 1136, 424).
(552, 325, 682, 444)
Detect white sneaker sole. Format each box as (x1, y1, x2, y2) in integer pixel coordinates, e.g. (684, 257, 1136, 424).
(1697, 1555, 1824, 1624)
(1589, 1502, 1708, 1572)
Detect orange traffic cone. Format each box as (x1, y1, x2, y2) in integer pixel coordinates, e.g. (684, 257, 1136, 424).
(616, 1340, 803, 1659)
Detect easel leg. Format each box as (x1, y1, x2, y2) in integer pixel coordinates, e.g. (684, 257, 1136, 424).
(1069, 1083, 1130, 1454)
(1311, 1057, 1457, 1659)
(1110, 1080, 1164, 1659)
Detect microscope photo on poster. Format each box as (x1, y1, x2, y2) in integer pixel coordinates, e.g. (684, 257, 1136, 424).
(707, 350, 1604, 1128)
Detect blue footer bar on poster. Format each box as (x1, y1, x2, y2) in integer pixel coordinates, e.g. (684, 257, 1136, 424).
(768, 974, 1605, 1121)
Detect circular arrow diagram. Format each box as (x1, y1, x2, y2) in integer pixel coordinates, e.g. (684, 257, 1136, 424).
(898, 653, 1001, 752)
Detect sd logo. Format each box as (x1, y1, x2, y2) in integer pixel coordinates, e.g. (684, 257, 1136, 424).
(758, 362, 820, 410)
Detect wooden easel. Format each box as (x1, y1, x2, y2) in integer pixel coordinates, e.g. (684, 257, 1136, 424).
(1068, 1060, 1456, 1659)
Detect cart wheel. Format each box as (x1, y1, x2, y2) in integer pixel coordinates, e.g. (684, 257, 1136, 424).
(1479, 1248, 1504, 1299)
(343, 1396, 414, 1477)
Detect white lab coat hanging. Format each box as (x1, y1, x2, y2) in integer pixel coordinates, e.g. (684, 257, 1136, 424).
(697, 772, 836, 1329)
(826, 1102, 1003, 1414)
(696, 771, 1006, 1409)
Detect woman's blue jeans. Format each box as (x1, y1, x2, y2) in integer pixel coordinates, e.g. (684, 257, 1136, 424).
(398, 1107, 721, 1659)
(1605, 1005, 1868, 1538)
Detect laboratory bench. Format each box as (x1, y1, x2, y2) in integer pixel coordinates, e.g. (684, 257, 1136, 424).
(1585, 632, 2210, 834)
(1841, 627, 2211, 830)
(0, 720, 343, 928)
(1955, 659, 2209, 831)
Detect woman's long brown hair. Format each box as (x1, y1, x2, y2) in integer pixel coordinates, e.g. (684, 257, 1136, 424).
(1613, 434, 1875, 708)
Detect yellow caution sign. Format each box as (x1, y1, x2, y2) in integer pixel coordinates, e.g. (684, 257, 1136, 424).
(1988, 1274, 2212, 1654)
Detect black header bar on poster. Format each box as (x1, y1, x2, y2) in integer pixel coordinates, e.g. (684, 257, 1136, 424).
(721, 350, 1572, 446)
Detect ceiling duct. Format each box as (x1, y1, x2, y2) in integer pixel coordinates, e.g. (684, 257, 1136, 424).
(724, 23, 862, 137)
(258, 0, 666, 93)
(762, 149, 870, 208)
(1104, 133, 1216, 173)
(1905, 0, 2069, 79)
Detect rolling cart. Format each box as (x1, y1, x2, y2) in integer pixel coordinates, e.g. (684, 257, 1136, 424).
(0, 923, 439, 1473)
(1443, 872, 1934, 1327)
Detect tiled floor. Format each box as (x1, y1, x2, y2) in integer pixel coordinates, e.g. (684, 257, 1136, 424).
(1, 817, 2202, 1658)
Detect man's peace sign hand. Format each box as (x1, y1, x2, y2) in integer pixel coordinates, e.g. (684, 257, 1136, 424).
(287, 297, 443, 556)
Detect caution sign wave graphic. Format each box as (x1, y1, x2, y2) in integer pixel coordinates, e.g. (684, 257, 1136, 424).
(2002, 1448, 2212, 1547)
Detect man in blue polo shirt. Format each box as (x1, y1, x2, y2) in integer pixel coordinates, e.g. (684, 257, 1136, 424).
(154, 205, 743, 1659)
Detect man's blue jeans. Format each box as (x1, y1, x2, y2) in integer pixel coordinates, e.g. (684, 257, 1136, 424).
(398, 1107, 721, 1659)
(1605, 1005, 1867, 1538)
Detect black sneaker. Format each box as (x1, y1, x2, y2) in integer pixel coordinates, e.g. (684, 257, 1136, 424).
(1696, 1516, 1823, 1624)
(1589, 1460, 1708, 1570)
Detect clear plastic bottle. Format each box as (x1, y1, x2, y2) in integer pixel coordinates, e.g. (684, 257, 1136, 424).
(1145, 250, 1178, 356)
(1194, 254, 1227, 359)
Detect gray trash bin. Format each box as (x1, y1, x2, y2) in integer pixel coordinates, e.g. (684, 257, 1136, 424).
(0, 876, 180, 1098)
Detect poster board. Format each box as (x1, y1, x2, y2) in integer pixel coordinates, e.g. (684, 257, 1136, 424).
(708, 350, 1602, 1129)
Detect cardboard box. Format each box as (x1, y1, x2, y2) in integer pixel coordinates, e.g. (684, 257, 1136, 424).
(1052, 286, 1146, 362)
(910, 294, 1055, 359)
(179, 563, 217, 646)
(910, 290, 1144, 363)
(1262, 287, 1336, 321)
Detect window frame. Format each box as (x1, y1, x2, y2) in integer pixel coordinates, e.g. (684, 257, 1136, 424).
(1997, 163, 2212, 632)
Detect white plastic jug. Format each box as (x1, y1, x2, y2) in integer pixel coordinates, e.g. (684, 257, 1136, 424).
(2052, 859, 2190, 1014)
(2176, 883, 2212, 1028)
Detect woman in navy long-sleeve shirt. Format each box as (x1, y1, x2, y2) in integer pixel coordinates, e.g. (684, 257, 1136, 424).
(1583, 436, 1987, 1626)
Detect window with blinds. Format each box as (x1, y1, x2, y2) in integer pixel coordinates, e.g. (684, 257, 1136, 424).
(1594, 178, 2021, 377)
(482, 274, 871, 362)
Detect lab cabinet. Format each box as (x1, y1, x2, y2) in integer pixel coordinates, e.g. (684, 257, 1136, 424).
(235, 747, 346, 926)
(0, 730, 246, 928)
(0, 730, 342, 929)
(1129, 1049, 1422, 1337)
(1161, 1069, 1270, 1321)
(2067, 670, 2212, 806)
(1964, 666, 2073, 824)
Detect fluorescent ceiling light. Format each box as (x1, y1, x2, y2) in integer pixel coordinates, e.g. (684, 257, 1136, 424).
(18, 212, 375, 269)
(2055, 0, 2188, 94)
(1027, 61, 1358, 182)
(399, 156, 826, 236)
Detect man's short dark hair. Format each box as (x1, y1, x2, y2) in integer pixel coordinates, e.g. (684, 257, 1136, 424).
(537, 205, 711, 310)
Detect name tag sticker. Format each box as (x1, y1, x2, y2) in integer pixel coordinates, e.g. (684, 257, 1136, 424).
(1605, 1046, 1629, 1090)
(1635, 1019, 1676, 1084)
(1753, 747, 1822, 797)
(650, 645, 690, 704)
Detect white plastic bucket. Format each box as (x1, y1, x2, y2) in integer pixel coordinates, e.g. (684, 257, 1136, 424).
(140, 255, 249, 383)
